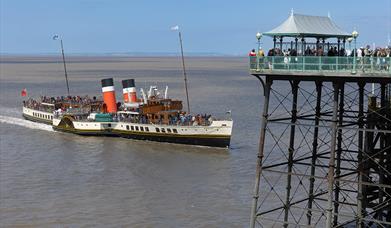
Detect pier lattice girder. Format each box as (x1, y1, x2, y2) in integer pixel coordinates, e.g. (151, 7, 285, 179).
(250, 75, 391, 227)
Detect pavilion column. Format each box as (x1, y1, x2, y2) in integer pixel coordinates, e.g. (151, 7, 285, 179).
(273, 36, 277, 54)
(295, 37, 298, 53)
(301, 37, 305, 56)
(322, 38, 326, 55)
(280, 36, 283, 53)
(316, 38, 320, 56)
(337, 38, 341, 55)
(342, 38, 346, 55)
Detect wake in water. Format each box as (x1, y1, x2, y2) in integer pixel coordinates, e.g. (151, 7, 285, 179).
(0, 115, 53, 132)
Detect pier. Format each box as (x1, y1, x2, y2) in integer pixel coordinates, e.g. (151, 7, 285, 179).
(250, 13, 391, 227)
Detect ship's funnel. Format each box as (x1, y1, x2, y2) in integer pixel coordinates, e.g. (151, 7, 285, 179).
(122, 79, 137, 103)
(101, 78, 117, 113)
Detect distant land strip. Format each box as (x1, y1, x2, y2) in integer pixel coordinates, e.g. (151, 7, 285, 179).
(0, 52, 245, 57)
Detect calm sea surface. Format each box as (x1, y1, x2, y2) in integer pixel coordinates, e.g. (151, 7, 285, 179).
(0, 56, 265, 227)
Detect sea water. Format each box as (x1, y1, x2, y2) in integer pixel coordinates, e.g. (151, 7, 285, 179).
(0, 56, 264, 226)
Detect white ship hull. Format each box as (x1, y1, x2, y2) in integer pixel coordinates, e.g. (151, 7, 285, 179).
(23, 107, 232, 147)
(22, 107, 54, 124)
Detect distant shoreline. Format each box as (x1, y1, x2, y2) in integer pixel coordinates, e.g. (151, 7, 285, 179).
(0, 55, 247, 65)
(0, 53, 246, 57)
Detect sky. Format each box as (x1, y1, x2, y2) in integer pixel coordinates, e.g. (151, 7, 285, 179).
(1, 0, 390, 55)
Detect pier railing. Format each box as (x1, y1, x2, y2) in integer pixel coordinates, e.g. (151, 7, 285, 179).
(249, 56, 391, 75)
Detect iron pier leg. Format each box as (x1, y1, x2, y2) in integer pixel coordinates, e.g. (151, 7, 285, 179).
(307, 80, 323, 226)
(357, 81, 365, 228)
(363, 94, 377, 227)
(334, 82, 345, 226)
(386, 83, 391, 223)
(250, 77, 273, 228)
(326, 81, 340, 228)
(284, 80, 300, 228)
(378, 83, 386, 223)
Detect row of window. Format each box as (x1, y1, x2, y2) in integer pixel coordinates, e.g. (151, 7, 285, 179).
(127, 125, 149, 132)
(156, 127, 178, 134)
(32, 112, 53, 120)
(119, 124, 178, 134)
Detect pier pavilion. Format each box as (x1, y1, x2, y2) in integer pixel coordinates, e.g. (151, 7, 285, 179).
(249, 13, 391, 228)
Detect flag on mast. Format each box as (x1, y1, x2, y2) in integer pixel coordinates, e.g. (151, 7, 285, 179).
(21, 88, 27, 97)
(52, 34, 59, 40)
(170, 25, 179, 31)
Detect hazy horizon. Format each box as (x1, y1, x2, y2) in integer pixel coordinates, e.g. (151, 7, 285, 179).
(0, 52, 243, 57)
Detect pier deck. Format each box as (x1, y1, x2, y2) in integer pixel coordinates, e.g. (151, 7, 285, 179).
(249, 56, 391, 78)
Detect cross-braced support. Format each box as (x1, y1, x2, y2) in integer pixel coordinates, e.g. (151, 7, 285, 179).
(250, 74, 391, 227)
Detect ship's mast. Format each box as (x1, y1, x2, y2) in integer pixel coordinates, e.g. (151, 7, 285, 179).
(53, 35, 70, 96)
(175, 28, 191, 114)
(60, 39, 70, 96)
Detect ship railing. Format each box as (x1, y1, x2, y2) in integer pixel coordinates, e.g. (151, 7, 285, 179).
(23, 102, 55, 113)
(119, 117, 212, 126)
(150, 121, 212, 127)
(249, 56, 391, 75)
(118, 115, 215, 126)
(23, 97, 102, 113)
(39, 96, 102, 105)
(54, 108, 92, 118)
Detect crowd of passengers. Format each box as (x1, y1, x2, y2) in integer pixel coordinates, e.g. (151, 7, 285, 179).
(172, 112, 213, 126)
(24, 95, 101, 113)
(117, 111, 213, 126)
(250, 45, 391, 57)
(23, 98, 50, 112)
(40, 95, 100, 105)
(52, 106, 213, 126)
(26, 95, 216, 126)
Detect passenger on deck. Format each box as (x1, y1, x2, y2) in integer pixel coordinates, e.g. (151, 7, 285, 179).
(258, 48, 265, 57)
(289, 49, 297, 56)
(339, 48, 346, 57)
(327, 47, 335, 56)
(357, 47, 363, 58)
(249, 49, 256, 56)
(316, 47, 324, 56)
(305, 47, 312, 56)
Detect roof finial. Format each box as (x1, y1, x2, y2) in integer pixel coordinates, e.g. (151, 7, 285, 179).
(291, 8, 294, 16)
(327, 11, 331, 18)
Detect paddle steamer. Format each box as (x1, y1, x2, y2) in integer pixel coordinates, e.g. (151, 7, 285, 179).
(22, 78, 232, 148)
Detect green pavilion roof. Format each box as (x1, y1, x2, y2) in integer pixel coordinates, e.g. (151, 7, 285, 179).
(264, 13, 351, 38)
